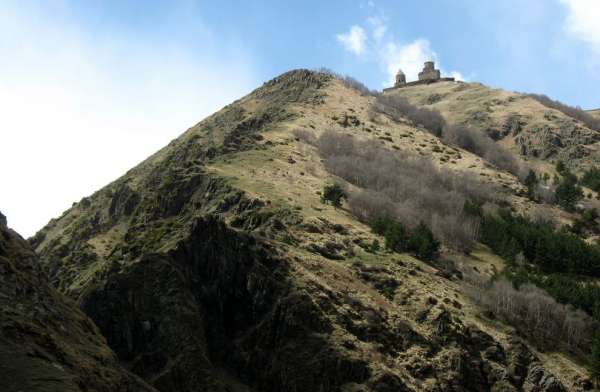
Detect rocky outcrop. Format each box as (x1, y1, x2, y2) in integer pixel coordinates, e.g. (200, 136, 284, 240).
(79, 216, 371, 392)
(0, 212, 155, 392)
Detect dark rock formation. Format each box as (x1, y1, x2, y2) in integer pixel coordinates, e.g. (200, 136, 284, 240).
(0, 212, 155, 392)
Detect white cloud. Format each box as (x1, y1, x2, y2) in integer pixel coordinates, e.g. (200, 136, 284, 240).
(337, 25, 368, 55)
(0, 2, 257, 237)
(379, 39, 436, 84)
(337, 9, 464, 86)
(450, 71, 466, 82)
(560, 0, 600, 54)
(367, 16, 387, 42)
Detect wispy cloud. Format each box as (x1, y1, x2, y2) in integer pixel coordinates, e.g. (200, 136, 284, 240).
(0, 2, 257, 236)
(560, 0, 600, 55)
(337, 25, 368, 56)
(335, 8, 464, 86)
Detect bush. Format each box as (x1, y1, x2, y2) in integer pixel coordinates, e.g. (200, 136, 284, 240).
(581, 168, 600, 192)
(315, 68, 378, 96)
(528, 93, 600, 132)
(371, 96, 526, 178)
(475, 277, 596, 351)
(317, 131, 498, 252)
(373, 94, 446, 136)
(443, 124, 524, 177)
(321, 183, 347, 208)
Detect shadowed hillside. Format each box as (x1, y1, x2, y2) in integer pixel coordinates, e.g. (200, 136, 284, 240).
(0, 211, 155, 392)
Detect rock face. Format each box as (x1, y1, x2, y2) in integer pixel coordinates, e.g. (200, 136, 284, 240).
(27, 70, 576, 390)
(0, 212, 155, 392)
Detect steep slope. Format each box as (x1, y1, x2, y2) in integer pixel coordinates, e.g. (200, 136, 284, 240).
(590, 109, 600, 119)
(32, 70, 589, 391)
(0, 211, 155, 392)
(390, 81, 600, 175)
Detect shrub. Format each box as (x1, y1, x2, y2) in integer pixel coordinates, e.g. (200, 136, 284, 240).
(528, 93, 600, 132)
(475, 277, 596, 351)
(443, 124, 524, 177)
(369, 239, 380, 253)
(315, 68, 378, 96)
(556, 160, 567, 175)
(373, 94, 446, 136)
(317, 131, 497, 253)
(371, 96, 527, 178)
(581, 168, 600, 192)
(321, 183, 347, 208)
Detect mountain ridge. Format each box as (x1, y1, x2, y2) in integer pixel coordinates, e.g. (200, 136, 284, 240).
(8, 69, 596, 390)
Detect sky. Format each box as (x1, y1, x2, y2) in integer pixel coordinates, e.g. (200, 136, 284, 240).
(1, 0, 599, 237)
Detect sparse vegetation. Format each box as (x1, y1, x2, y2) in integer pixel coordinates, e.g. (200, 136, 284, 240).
(443, 124, 524, 177)
(474, 277, 595, 351)
(528, 93, 600, 131)
(317, 131, 495, 253)
(371, 95, 526, 178)
(316, 68, 379, 96)
(373, 94, 446, 136)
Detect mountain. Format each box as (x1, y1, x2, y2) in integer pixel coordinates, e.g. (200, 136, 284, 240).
(0, 211, 155, 392)
(10, 70, 597, 390)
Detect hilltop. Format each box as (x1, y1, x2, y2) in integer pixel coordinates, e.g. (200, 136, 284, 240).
(3, 69, 598, 391)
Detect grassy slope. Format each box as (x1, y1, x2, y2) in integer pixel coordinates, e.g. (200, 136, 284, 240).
(32, 73, 591, 389)
(206, 78, 590, 386)
(391, 81, 600, 175)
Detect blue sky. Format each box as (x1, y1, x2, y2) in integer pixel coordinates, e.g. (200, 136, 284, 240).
(1, 0, 599, 236)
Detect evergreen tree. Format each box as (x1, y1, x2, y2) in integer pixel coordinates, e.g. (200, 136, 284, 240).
(555, 173, 583, 211)
(524, 170, 538, 199)
(556, 160, 566, 175)
(407, 222, 439, 261)
(321, 183, 347, 208)
(384, 221, 408, 252)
